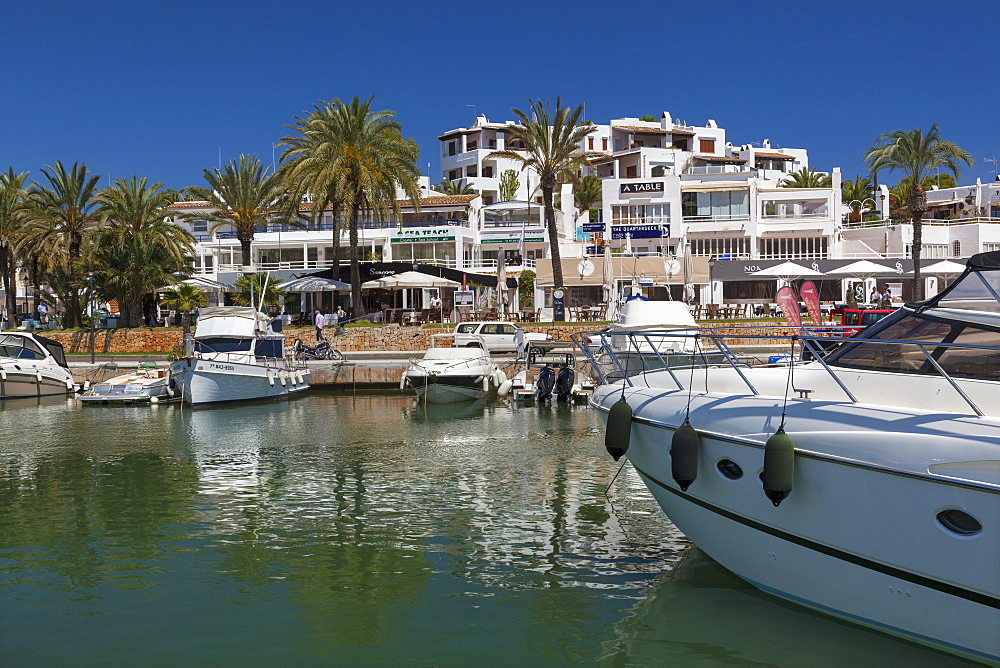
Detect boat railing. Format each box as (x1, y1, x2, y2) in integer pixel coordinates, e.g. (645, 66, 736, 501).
(189, 343, 308, 372)
(571, 324, 1000, 416)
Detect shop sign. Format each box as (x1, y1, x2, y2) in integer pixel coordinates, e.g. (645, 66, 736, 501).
(581, 222, 605, 233)
(619, 182, 664, 194)
(610, 224, 669, 239)
(391, 228, 456, 243)
(480, 237, 544, 244)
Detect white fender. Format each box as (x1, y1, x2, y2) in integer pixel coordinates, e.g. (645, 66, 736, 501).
(0, 367, 6, 381)
(279, 370, 287, 386)
(482, 376, 490, 393)
(165, 368, 176, 397)
(296, 370, 304, 385)
(399, 374, 407, 391)
(65, 378, 74, 391)
(150, 396, 159, 404)
(266, 370, 275, 386)
(494, 369, 505, 387)
(82, 378, 90, 391)
(498, 379, 513, 396)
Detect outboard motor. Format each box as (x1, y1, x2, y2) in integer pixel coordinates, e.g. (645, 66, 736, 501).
(556, 365, 575, 402)
(535, 364, 555, 402)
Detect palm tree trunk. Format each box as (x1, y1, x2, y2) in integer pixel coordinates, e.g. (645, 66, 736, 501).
(1, 245, 17, 325)
(542, 184, 563, 293)
(330, 202, 342, 281)
(349, 202, 363, 316)
(125, 301, 143, 328)
(240, 236, 253, 269)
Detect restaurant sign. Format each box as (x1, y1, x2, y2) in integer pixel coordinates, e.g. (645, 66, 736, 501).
(391, 227, 456, 243)
(610, 224, 669, 239)
(581, 222, 605, 233)
(480, 237, 544, 244)
(619, 181, 664, 195)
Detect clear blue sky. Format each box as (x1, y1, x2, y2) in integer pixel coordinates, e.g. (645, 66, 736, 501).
(3, 0, 998, 191)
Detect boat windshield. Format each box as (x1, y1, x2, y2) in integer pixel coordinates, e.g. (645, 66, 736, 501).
(194, 337, 253, 354)
(0, 334, 46, 360)
(828, 263, 1000, 379)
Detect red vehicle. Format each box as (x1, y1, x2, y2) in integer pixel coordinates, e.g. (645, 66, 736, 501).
(832, 307, 894, 334)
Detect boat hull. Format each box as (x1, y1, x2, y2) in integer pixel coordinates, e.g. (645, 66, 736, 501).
(0, 368, 74, 399)
(405, 372, 488, 403)
(170, 359, 310, 407)
(593, 386, 1000, 663)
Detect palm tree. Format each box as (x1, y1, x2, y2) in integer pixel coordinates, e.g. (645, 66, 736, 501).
(0, 168, 30, 325)
(92, 234, 180, 327)
(488, 98, 600, 290)
(161, 283, 208, 337)
(185, 154, 297, 268)
(780, 167, 832, 188)
(841, 175, 873, 222)
(96, 176, 194, 267)
(19, 161, 103, 327)
(434, 178, 476, 195)
(865, 124, 973, 300)
(573, 173, 603, 215)
(231, 273, 286, 308)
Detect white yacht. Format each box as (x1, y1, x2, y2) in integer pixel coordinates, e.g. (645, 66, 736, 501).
(170, 307, 309, 407)
(0, 332, 76, 398)
(586, 252, 1000, 663)
(402, 334, 505, 403)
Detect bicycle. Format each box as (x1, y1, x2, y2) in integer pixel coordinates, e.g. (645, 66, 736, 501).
(292, 338, 344, 362)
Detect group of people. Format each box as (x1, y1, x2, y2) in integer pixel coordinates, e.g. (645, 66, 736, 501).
(314, 307, 347, 340)
(869, 286, 894, 308)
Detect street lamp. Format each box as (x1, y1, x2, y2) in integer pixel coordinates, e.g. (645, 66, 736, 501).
(849, 198, 876, 224)
(87, 273, 96, 364)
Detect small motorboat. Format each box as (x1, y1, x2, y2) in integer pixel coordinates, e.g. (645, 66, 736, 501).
(504, 342, 593, 404)
(0, 332, 76, 398)
(78, 362, 177, 404)
(401, 334, 505, 403)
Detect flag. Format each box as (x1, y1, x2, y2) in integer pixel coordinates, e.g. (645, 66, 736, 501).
(799, 281, 823, 326)
(775, 286, 802, 330)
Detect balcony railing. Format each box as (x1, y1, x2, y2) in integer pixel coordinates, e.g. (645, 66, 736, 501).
(841, 216, 1000, 229)
(681, 213, 751, 224)
(203, 256, 538, 276)
(209, 219, 471, 240)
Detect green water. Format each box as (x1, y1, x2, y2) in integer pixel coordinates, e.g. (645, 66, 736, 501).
(0, 393, 974, 665)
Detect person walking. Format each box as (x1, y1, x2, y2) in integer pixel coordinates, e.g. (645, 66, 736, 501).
(314, 309, 326, 341)
(335, 306, 347, 336)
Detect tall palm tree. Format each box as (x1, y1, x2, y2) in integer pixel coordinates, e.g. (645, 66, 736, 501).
(280, 103, 348, 278)
(0, 168, 30, 324)
(19, 161, 103, 327)
(231, 272, 286, 308)
(780, 167, 832, 188)
(185, 154, 297, 268)
(92, 233, 179, 327)
(96, 176, 195, 267)
(161, 282, 208, 337)
(488, 98, 600, 290)
(865, 124, 973, 300)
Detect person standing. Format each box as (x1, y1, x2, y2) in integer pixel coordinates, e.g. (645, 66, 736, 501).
(881, 286, 893, 308)
(869, 287, 880, 305)
(335, 306, 347, 336)
(36, 302, 48, 324)
(314, 309, 326, 341)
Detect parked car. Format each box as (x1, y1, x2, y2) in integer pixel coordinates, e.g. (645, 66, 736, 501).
(452, 322, 550, 353)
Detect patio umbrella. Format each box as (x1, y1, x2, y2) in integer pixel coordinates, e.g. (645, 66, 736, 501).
(909, 259, 965, 277)
(277, 276, 351, 291)
(682, 243, 696, 304)
(497, 248, 507, 317)
(164, 276, 232, 292)
(827, 260, 892, 300)
(361, 271, 460, 289)
(603, 246, 619, 321)
(752, 261, 824, 285)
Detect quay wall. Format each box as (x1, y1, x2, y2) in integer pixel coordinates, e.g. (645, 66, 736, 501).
(46, 322, 796, 354)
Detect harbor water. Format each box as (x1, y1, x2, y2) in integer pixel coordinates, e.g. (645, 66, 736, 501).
(0, 393, 975, 665)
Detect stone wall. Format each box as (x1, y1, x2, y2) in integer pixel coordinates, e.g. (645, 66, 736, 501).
(43, 322, 797, 354)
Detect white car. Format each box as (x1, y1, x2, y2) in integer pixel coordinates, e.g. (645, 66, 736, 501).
(452, 322, 550, 353)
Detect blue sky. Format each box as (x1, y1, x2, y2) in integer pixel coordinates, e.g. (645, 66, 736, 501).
(3, 0, 998, 191)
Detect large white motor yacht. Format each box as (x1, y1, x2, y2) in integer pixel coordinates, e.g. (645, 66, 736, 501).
(0, 332, 75, 398)
(586, 252, 1000, 663)
(170, 307, 309, 407)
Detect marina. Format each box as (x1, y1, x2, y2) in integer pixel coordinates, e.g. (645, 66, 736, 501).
(0, 392, 975, 665)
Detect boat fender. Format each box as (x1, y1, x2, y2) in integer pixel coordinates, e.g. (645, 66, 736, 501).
(150, 396, 159, 404)
(483, 375, 491, 393)
(494, 369, 505, 387)
(605, 398, 633, 461)
(498, 379, 513, 396)
(670, 418, 700, 492)
(400, 374, 407, 391)
(762, 426, 795, 507)
(0, 368, 5, 381)
(279, 370, 287, 386)
(266, 370, 275, 386)
(65, 378, 74, 391)
(164, 369, 176, 397)
(82, 378, 90, 391)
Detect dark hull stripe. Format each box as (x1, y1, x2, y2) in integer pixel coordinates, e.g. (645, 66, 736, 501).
(633, 464, 1000, 610)
(406, 375, 484, 389)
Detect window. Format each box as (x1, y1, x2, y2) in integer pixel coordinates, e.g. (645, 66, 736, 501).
(688, 237, 749, 258)
(448, 169, 461, 181)
(936, 509, 982, 536)
(611, 204, 670, 226)
(448, 141, 457, 156)
(466, 165, 478, 177)
(192, 220, 208, 233)
(907, 244, 948, 259)
(682, 190, 749, 220)
(699, 139, 715, 153)
(953, 241, 962, 257)
(716, 459, 743, 480)
(626, 165, 637, 178)
(588, 137, 594, 150)
(482, 165, 494, 178)
(759, 237, 829, 260)
(760, 199, 829, 219)
(602, 138, 608, 151)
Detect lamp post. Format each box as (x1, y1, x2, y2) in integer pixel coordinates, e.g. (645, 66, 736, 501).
(849, 198, 876, 224)
(87, 273, 96, 364)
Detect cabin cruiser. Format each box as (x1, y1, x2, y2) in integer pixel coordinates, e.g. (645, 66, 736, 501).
(170, 307, 309, 407)
(401, 334, 505, 403)
(0, 332, 75, 398)
(582, 252, 1000, 663)
(78, 362, 176, 404)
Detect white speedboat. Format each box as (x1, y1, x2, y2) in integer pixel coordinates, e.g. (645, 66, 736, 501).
(585, 252, 1000, 663)
(170, 307, 310, 407)
(78, 362, 177, 404)
(0, 332, 76, 398)
(401, 334, 504, 403)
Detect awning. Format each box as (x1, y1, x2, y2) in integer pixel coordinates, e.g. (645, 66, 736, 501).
(362, 271, 461, 289)
(927, 199, 964, 207)
(752, 151, 796, 161)
(535, 256, 710, 286)
(694, 154, 747, 164)
(681, 183, 750, 192)
(277, 276, 351, 291)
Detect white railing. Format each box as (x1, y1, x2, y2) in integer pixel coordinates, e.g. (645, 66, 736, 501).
(842, 216, 1000, 229)
(682, 213, 751, 224)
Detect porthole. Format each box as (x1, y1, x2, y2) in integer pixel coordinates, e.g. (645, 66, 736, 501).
(936, 509, 982, 537)
(716, 459, 743, 480)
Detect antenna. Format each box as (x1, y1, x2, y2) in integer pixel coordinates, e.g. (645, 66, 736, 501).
(985, 157, 998, 179)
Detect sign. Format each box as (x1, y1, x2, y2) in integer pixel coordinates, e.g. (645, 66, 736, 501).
(585, 245, 603, 255)
(481, 237, 544, 244)
(619, 182, 665, 194)
(454, 290, 474, 306)
(611, 224, 669, 239)
(391, 235, 455, 242)
(553, 289, 565, 322)
(391, 227, 456, 243)
(581, 222, 605, 233)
